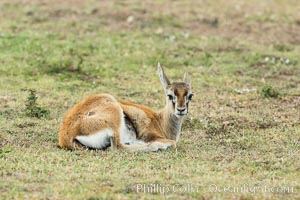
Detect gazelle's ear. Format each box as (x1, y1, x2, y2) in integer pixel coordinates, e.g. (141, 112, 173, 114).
(157, 63, 170, 94)
(184, 72, 192, 88)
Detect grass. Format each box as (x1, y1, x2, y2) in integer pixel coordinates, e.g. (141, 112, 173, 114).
(0, 0, 299, 199)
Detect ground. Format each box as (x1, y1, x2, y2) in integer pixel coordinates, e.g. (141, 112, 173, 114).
(0, 0, 299, 199)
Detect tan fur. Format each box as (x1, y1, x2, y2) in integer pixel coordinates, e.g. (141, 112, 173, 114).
(59, 94, 123, 149)
(120, 100, 172, 142)
(58, 64, 192, 152)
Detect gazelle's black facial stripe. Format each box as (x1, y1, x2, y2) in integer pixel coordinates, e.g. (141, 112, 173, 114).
(167, 94, 176, 109)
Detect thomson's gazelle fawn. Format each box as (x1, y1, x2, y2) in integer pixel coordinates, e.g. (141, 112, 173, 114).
(59, 63, 193, 152)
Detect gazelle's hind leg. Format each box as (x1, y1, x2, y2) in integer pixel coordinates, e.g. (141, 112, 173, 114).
(109, 137, 114, 150)
(59, 94, 124, 150)
(61, 95, 122, 150)
(72, 139, 85, 149)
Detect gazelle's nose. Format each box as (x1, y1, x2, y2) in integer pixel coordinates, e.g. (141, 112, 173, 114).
(177, 107, 186, 112)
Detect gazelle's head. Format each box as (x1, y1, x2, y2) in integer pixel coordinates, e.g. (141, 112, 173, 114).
(158, 63, 193, 117)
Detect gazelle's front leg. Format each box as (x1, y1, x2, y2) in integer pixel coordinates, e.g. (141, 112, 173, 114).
(149, 138, 176, 151)
(124, 138, 176, 152)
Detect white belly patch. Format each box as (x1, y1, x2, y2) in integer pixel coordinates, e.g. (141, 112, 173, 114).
(75, 129, 113, 149)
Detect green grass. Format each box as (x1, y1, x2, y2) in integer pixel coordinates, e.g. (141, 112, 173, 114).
(0, 0, 300, 199)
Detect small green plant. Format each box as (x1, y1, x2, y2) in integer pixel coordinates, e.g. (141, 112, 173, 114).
(261, 85, 281, 98)
(23, 89, 50, 118)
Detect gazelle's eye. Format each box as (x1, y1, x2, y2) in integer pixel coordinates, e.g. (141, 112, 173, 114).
(167, 95, 173, 101)
(188, 94, 193, 101)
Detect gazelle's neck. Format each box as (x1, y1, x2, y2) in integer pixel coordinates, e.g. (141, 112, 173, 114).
(159, 106, 184, 142)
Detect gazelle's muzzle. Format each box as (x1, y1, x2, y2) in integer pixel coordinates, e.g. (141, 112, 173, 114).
(175, 106, 187, 116)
